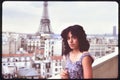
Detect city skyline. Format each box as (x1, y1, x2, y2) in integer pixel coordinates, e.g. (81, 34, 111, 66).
(2, 1, 118, 34)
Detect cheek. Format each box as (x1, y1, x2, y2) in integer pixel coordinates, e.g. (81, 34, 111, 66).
(75, 40, 79, 46)
(67, 40, 71, 45)
(67, 40, 69, 43)
(74, 39, 79, 43)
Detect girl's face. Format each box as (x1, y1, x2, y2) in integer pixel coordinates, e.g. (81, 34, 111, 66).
(67, 31, 79, 50)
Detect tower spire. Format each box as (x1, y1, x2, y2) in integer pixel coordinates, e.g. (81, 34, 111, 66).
(37, 1, 53, 35)
(42, 1, 49, 19)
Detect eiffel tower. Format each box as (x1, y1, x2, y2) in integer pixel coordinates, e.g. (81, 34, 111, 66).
(37, 1, 53, 35)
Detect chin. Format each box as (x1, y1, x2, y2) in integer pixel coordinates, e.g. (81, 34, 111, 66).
(70, 47, 75, 49)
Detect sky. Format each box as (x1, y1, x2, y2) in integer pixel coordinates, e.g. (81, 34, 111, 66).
(2, 1, 118, 35)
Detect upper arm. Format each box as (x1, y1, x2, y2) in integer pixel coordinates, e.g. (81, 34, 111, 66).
(82, 55, 93, 79)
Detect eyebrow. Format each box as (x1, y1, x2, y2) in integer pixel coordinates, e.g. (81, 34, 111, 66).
(67, 34, 77, 39)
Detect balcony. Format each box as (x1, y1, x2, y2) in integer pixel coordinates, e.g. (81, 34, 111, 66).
(49, 47, 118, 79)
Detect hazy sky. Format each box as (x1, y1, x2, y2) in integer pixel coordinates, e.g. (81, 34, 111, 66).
(2, 1, 118, 34)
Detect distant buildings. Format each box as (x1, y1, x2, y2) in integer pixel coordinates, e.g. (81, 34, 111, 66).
(2, 31, 63, 79)
(113, 26, 117, 37)
(2, 32, 26, 54)
(87, 35, 118, 59)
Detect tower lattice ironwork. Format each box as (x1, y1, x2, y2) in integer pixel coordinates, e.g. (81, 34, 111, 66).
(37, 1, 53, 35)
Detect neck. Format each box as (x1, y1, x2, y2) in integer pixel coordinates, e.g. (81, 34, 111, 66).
(71, 49, 81, 54)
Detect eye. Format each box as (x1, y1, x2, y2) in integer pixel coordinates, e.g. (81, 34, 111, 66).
(67, 37, 70, 40)
(72, 36, 77, 39)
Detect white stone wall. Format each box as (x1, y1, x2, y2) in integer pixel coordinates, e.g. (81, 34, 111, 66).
(44, 39, 62, 57)
(92, 48, 118, 78)
(51, 60, 62, 77)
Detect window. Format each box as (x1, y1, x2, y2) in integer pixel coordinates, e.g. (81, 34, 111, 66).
(46, 62, 50, 68)
(36, 64, 41, 69)
(49, 52, 50, 56)
(52, 42, 54, 44)
(47, 74, 49, 78)
(59, 62, 61, 66)
(55, 68, 58, 71)
(55, 73, 57, 75)
(55, 63, 57, 66)
(47, 69, 49, 72)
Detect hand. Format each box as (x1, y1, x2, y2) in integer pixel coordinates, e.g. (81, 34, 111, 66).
(60, 69, 69, 79)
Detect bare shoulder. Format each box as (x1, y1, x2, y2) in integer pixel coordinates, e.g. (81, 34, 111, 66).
(82, 53, 93, 78)
(82, 55, 93, 65)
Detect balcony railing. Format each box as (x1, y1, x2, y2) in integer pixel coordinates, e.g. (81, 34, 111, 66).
(92, 47, 118, 78)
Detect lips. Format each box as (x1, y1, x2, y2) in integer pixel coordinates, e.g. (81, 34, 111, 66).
(69, 44, 74, 47)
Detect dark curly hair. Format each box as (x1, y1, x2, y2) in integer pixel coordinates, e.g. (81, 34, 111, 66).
(61, 24, 90, 56)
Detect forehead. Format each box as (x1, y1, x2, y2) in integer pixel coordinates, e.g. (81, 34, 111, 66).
(67, 31, 76, 37)
(67, 31, 72, 36)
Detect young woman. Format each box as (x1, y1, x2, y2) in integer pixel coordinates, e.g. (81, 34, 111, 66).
(60, 25, 94, 79)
